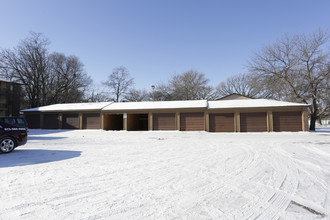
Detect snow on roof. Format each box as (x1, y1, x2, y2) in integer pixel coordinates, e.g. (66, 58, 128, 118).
(21, 99, 308, 113)
(103, 100, 208, 111)
(0, 78, 21, 84)
(208, 99, 309, 109)
(21, 102, 112, 112)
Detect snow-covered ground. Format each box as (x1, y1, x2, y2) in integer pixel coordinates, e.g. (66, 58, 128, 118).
(1, 126, 330, 219)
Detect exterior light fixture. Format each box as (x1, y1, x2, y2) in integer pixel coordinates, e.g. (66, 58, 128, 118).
(151, 85, 155, 101)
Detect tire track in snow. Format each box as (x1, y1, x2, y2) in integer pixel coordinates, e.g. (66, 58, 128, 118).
(149, 145, 261, 219)
(183, 143, 300, 220)
(246, 145, 299, 220)
(2, 131, 328, 219)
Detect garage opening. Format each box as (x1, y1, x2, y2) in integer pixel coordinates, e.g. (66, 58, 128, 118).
(44, 114, 59, 129)
(240, 112, 267, 132)
(127, 114, 148, 131)
(273, 111, 302, 132)
(104, 114, 123, 130)
(25, 114, 40, 129)
(209, 113, 235, 132)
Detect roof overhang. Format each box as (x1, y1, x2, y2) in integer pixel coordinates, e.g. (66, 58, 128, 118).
(102, 100, 208, 111)
(21, 102, 112, 112)
(208, 99, 310, 109)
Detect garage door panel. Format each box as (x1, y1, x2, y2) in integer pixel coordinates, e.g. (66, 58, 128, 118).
(63, 114, 79, 129)
(83, 113, 100, 129)
(210, 113, 235, 132)
(240, 112, 267, 132)
(273, 111, 302, 132)
(44, 114, 59, 129)
(153, 113, 175, 130)
(180, 112, 204, 131)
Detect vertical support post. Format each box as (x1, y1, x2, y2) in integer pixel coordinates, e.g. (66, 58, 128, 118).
(123, 113, 127, 131)
(100, 113, 104, 130)
(148, 113, 153, 131)
(267, 111, 273, 132)
(302, 109, 309, 131)
(234, 112, 240, 132)
(176, 112, 180, 131)
(59, 113, 63, 129)
(40, 113, 44, 129)
(205, 112, 209, 132)
(79, 113, 83, 129)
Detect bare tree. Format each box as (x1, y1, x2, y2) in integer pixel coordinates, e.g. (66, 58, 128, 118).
(168, 70, 214, 100)
(0, 32, 50, 107)
(215, 73, 292, 100)
(248, 29, 330, 130)
(103, 66, 134, 102)
(47, 53, 91, 104)
(84, 84, 110, 102)
(152, 82, 173, 101)
(0, 32, 92, 108)
(216, 73, 264, 98)
(124, 88, 150, 102)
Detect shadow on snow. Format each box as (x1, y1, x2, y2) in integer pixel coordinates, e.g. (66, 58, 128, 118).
(28, 136, 67, 141)
(0, 149, 81, 168)
(27, 129, 74, 141)
(312, 127, 330, 133)
(28, 129, 74, 135)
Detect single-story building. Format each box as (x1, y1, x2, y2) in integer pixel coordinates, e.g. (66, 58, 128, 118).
(21, 95, 309, 132)
(207, 99, 309, 132)
(102, 100, 208, 131)
(21, 102, 112, 129)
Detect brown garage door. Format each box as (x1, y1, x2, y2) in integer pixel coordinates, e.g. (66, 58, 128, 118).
(240, 112, 267, 132)
(82, 113, 100, 129)
(63, 114, 79, 129)
(180, 112, 204, 131)
(25, 114, 40, 129)
(153, 113, 176, 130)
(273, 111, 302, 132)
(44, 114, 59, 129)
(209, 113, 235, 132)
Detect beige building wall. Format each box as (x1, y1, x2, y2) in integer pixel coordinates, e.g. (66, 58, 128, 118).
(22, 104, 309, 132)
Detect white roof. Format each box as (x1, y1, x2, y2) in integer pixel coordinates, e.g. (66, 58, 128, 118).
(208, 99, 309, 109)
(21, 102, 112, 112)
(21, 99, 308, 113)
(103, 100, 208, 111)
(0, 78, 20, 84)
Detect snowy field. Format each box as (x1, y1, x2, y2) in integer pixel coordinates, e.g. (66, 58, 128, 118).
(1, 126, 330, 220)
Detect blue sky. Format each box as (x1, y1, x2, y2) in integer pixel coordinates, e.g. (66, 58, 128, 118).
(0, 0, 329, 90)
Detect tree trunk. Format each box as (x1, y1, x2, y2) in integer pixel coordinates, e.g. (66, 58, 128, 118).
(309, 98, 318, 131)
(309, 115, 316, 131)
